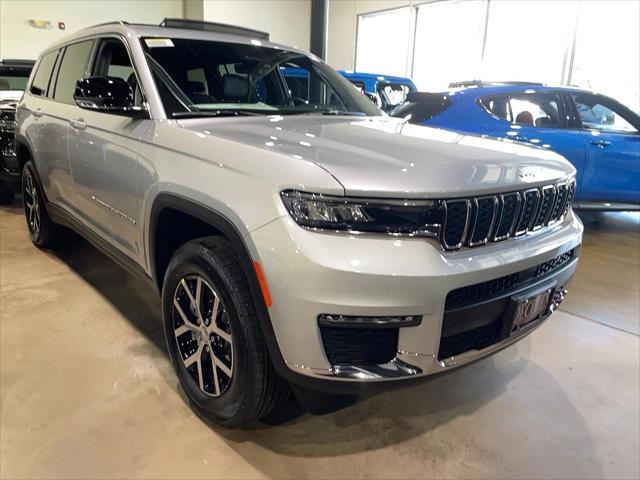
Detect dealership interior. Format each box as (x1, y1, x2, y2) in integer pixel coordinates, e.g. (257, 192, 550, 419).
(0, 1, 638, 479)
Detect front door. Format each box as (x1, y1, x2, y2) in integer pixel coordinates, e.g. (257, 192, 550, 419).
(569, 92, 640, 206)
(66, 37, 151, 264)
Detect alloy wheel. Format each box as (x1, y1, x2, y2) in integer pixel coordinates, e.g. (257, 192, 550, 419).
(23, 172, 40, 236)
(173, 275, 234, 397)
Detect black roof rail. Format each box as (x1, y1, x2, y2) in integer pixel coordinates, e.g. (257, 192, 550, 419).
(448, 80, 544, 88)
(159, 18, 269, 40)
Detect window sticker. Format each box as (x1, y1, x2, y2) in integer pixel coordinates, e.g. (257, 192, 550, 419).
(145, 38, 174, 48)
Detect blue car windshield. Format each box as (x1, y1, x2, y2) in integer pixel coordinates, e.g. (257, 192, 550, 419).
(141, 38, 381, 118)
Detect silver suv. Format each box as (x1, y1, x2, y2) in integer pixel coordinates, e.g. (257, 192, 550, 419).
(16, 19, 583, 426)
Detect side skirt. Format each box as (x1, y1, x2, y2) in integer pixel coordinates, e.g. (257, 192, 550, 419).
(47, 202, 157, 292)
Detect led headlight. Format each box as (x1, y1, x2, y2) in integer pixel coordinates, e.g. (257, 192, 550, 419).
(280, 190, 442, 235)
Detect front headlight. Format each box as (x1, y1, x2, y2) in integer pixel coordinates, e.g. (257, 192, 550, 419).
(280, 190, 441, 235)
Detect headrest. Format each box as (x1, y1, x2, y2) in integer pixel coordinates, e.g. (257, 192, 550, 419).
(515, 111, 534, 126)
(183, 80, 205, 94)
(535, 116, 554, 127)
(0, 79, 10, 90)
(223, 74, 248, 102)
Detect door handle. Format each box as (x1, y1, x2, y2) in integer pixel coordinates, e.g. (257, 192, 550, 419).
(32, 108, 43, 119)
(590, 139, 611, 148)
(70, 118, 87, 131)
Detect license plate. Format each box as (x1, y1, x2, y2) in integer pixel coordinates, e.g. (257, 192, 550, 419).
(512, 288, 554, 329)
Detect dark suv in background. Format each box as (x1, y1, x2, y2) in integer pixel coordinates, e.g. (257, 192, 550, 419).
(0, 59, 35, 203)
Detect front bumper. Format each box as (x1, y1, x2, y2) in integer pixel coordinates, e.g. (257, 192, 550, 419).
(250, 209, 583, 388)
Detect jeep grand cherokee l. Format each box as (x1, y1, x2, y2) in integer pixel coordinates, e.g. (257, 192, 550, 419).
(15, 19, 583, 427)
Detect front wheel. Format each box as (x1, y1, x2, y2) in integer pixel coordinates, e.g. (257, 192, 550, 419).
(161, 237, 289, 427)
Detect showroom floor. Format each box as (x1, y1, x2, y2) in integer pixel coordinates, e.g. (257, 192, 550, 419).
(1, 202, 638, 480)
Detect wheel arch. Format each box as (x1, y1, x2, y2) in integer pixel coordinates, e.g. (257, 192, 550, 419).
(148, 193, 288, 371)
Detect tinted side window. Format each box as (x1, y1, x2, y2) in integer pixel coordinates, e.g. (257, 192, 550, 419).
(480, 93, 564, 128)
(479, 96, 511, 121)
(53, 40, 94, 104)
(510, 95, 562, 127)
(377, 82, 411, 111)
(30, 51, 59, 96)
(391, 94, 452, 123)
(573, 93, 639, 134)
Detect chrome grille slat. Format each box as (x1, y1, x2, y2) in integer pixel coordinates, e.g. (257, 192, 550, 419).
(468, 196, 498, 247)
(493, 192, 521, 241)
(441, 199, 471, 250)
(515, 188, 541, 235)
(440, 179, 575, 251)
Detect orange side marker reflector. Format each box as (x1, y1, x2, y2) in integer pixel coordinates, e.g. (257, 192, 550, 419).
(253, 260, 272, 308)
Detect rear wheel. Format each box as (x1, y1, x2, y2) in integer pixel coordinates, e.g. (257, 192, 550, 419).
(161, 237, 289, 427)
(22, 161, 57, 247)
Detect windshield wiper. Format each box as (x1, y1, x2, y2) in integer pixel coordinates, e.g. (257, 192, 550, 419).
(304, 109, 366, 117)
(172, 110, 263, 118)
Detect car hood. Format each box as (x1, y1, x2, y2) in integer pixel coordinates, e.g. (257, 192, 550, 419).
(177, 115, 575, 198)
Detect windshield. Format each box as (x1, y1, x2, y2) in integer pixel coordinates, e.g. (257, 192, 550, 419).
(141, 38, 381, 118)
(0, 67, 31, 91)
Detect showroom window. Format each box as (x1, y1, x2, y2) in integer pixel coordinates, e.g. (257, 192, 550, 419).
(412, 0, 487, 91)
(570, 0, 640, 113)
(355, 7, 413, 78)
(354, 0, 638, 113)
(480, 0, 578, 84)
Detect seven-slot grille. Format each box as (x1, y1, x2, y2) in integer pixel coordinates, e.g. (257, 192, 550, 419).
(441, 179, 575, 251)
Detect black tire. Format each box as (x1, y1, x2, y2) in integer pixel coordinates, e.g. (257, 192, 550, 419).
(0, 181, 15, 204)
(161, 237, 290, 427)
(22, 161, 57, 247)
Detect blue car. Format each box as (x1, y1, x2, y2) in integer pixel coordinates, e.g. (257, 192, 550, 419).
(392, 82, 640, 210)
(337, 70, 417, 113)
(282, 67, 417, 113)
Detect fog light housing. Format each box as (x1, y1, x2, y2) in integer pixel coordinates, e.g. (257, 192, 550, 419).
(318, 314, 422, 328)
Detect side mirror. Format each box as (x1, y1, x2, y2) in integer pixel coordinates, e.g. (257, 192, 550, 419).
(365, 92, 380, 107)
(73, 77, 147, 117)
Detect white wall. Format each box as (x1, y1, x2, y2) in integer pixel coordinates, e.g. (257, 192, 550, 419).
(0, 0, 183, 59)
(327, 0, 415, 70)
(199, 0, 311, 50)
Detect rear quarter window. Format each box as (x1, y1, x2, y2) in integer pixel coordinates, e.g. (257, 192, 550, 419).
(391, 93, 452, 123)
(30, 51, 59, 96)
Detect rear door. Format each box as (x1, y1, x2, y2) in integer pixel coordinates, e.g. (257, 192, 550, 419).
(20, 49, 65, 201)
(479, 91, 587, 195)
(568, 92, 640, 206)
(66, 36, 151, 263)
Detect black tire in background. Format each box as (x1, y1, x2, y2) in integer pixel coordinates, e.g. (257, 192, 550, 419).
(161, 237, 290, 427)
(0, 180, 15, 205)
(22, 161, 57, 247)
